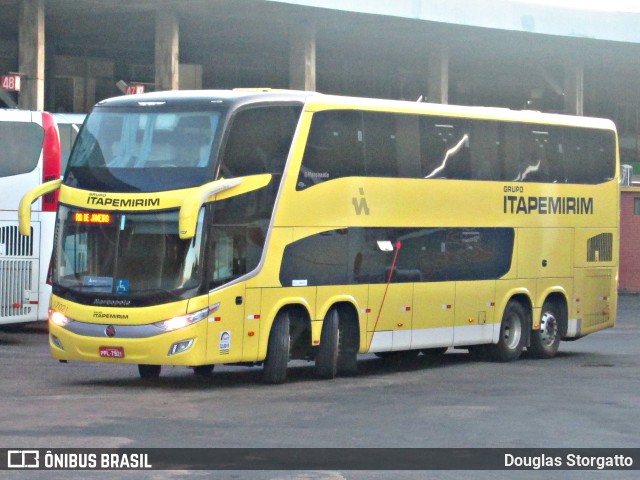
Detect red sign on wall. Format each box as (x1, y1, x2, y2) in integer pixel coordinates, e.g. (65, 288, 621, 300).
(1, 74, 21, 92)
(125, 85, 144, 95)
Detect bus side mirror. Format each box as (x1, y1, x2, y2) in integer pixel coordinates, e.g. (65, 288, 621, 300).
(19, 179, 62, 236)
(179, 178, 244, 240)
(178, 174, 273, 240)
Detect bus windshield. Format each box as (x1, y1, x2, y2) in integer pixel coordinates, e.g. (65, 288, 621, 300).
(53, 206, 205, 303)
(53, 102, 302, 304)
(65, 107, 223, 192)
(53, 179, 279, 305)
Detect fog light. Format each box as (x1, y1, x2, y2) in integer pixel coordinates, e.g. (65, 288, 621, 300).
(168, 339, 194, 356)
(51, 334, 64, 350)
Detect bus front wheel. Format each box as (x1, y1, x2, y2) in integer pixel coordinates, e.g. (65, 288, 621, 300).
(528, 301, 561, 359)
(193, 364, 215, 376)
(263, 312, 290, 384)
(138, 364, 161, 380)
(488, 301, 527, 362)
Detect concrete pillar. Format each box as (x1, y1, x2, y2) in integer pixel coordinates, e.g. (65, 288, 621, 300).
(155, 9, 179, 91)
(427, 43, 449, 104)
(564, 61, 584, 116)
(289, 22, 316, 91)
(18, 0, 45, 110)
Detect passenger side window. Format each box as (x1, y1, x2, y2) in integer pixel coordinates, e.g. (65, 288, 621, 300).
(220, 105, 301, 178)
(500, 123, 564, 183)
(519, 126, 563, 183)
(469, 121, 500, 180)
(562, 127, 615, 184)
(295, 109, 616, 187)
(420, 117, 470, 179)
(362, 112, 399, 177)
(298, 110, 365, 189)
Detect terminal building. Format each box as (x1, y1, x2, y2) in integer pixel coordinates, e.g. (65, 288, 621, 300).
(2, 0, 640, 289)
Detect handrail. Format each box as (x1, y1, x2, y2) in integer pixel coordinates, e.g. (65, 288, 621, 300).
(19, 179, 62, 236)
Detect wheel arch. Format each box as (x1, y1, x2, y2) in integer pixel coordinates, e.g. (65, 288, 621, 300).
(259, 301, 312, 361)
(493, 288, 533, 345)
(495, 292, 533, 346)
(316, 296, 362, 350)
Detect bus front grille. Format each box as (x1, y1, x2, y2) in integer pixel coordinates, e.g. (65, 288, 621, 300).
(0, 259, 35, 318)
(0, 225, 34, 257)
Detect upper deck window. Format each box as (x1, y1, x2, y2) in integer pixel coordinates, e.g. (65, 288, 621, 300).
(65, 107, 222, 192)
(218, 105, 301, 178)
(297, 109, 616, 188)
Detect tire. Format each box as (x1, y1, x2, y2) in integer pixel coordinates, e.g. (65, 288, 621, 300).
(263, 312, 290, 384)
(315, 308, 340, 379)
(337, 313, 359, 376)
(529, 301, 561, 359)
(488, 301, 527, 362)
(138, 364, 161, 380)
(193, 364, 215, 376)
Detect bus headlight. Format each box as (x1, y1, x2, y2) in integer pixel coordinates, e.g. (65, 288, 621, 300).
(50, 309, 71, 327)
(153, 304, 219, 332)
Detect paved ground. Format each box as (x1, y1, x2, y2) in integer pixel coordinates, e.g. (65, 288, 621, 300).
(1, 294, 639, 480)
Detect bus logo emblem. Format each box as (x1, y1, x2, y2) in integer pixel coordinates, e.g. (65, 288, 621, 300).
(105, 325, 116, 337)
(352, 188, 370, 215)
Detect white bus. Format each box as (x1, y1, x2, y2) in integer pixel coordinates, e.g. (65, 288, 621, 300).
(0, 109, 61, 325)
(53, 113, 85, 171)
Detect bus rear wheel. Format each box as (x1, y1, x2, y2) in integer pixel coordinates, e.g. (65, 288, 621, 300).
(337, 312, 359, 376)
(488, 301, 527, 362)
(529, 301, 561, 359)
(263, 311, 290, 384)
(315, 308, 339, 379)
(138, 364, 161, 380)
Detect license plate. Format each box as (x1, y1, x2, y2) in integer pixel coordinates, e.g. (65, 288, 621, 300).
(99, 346, 125, 358)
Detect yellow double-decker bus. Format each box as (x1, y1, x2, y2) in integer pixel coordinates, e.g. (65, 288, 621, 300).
(20, 90, 619, 383)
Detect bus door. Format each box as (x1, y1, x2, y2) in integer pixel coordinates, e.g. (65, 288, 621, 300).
(206, 283, 247, 363)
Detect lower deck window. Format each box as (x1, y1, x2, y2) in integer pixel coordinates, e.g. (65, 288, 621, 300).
(280, 227, 514, 287)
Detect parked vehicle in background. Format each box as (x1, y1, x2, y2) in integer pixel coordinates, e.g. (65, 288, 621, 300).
(0, 109, 62, 325)
(53, 113, 85, 171)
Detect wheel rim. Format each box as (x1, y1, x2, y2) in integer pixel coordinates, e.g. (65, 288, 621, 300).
(539, 311, 558, 347)
(503, 311, 522, 350)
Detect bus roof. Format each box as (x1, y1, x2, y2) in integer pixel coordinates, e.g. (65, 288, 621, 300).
(94, 89, 616, 131)
(303, 93, 617, 131)
(95, 89, 313, 110)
